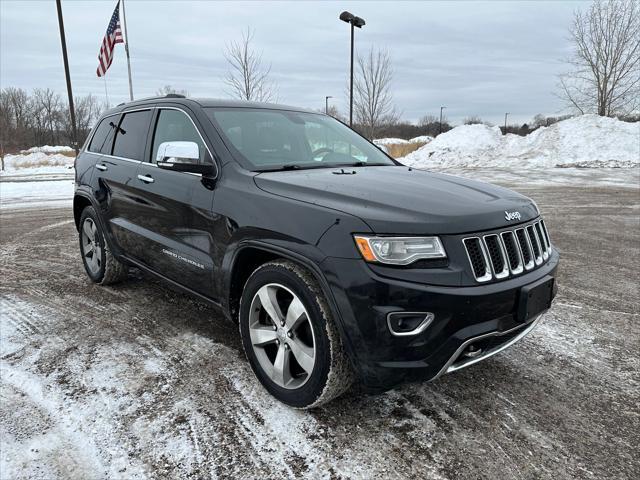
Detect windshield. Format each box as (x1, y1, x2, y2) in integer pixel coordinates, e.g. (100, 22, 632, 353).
(205, 108, 395, 171)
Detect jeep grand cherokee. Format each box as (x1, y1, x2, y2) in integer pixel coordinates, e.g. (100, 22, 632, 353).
(74, 95, 558, 408)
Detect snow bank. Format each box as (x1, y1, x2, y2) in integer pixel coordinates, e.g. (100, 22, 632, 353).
(373, 137, 409, 146)
(1, 152, 75, 177)
(400, 115, 640, 169)
(409, 135, 433, 143)
(22, 145, 74, 154)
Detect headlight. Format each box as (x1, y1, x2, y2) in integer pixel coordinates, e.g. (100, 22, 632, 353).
(353, 235, 446, 265)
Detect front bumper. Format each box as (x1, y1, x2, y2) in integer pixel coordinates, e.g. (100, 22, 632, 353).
(321, 249, 559, 390)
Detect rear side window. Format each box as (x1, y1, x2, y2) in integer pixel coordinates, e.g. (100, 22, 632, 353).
(151, 109, 207, 164)
(112, 110, 152, 161)
(88, 116, 118, 154)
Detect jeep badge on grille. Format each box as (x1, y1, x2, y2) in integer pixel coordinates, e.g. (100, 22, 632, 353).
(505, 211, 521, 221)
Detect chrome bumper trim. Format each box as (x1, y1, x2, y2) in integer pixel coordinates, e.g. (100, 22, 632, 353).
(432, 313, 545, 380)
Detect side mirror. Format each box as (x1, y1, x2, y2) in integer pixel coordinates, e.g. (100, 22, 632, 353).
(156, 141, 215, 176)
(156, 141, 199, 163)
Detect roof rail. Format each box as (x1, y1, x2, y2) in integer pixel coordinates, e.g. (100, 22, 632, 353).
(116, 93, 186, 107)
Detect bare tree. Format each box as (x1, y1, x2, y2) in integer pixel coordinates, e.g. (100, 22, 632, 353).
(224, 28, 277, 102)
(418, 114, 438, 127)
(72, 94, 104, 142)
(325, 105, 344, 122)
(156, 85, 190, 97)
(353, 48, 399, 139)
(463, 116, 488, 125)
(559, 0, 639, 116)
(32, 88, 63, 145)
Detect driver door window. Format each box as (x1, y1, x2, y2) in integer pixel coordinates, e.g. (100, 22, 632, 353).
(151, 109, 207, 164)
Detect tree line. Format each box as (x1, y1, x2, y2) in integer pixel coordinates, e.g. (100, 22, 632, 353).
(0, 87, 104, 155)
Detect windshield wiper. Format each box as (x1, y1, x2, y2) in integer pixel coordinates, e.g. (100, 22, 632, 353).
(336, 161, 390, 167)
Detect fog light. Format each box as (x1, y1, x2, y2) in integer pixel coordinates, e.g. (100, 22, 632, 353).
(387, 312, 435, 336)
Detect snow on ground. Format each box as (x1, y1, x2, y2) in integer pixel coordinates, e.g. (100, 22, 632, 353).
(22, 145, 74, 154)
(1, 152, 74, 177)
(1, 151, 75, 181)
(373, 137, 409, 146)
(409, 135, 433, 143)
(399, 114, 640, 169)
(1, 185, 638, 479)
(0, 180, 74, 210)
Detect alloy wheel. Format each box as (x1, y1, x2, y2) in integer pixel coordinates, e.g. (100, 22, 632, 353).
(248, 283, 316, 389)
(81, 217, 102, 275)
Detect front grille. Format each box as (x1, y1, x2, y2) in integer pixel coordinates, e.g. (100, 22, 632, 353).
(463, 219, 552, 283)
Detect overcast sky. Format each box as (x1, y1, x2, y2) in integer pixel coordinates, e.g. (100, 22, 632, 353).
(1, 0, 588, 125)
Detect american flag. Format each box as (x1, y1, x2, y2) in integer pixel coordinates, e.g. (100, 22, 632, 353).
(96, 2, 124, 77)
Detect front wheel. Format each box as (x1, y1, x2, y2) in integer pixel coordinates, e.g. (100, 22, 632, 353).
(239, 260, 353, 408)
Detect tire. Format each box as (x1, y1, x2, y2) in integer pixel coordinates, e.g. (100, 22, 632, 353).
(239, 260, 353, 408)
(78, 206, 128, 285)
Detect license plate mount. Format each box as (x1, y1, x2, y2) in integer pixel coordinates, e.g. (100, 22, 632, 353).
(518, 276, 554, 322)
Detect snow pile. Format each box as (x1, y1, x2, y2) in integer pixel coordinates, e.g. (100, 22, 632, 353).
(373, 137, 409, 146)
(22, 145, 74, 154)
(1, 152, 74, 175)
(409, 135, 433, 143)
(400, 115, 640, 169)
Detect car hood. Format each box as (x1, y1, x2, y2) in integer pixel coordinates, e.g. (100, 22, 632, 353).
(254, 166, 538, 234)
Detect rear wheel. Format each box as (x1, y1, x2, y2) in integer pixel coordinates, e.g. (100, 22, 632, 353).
(78, 206, 128, 285)
(239, 260, 353, 408)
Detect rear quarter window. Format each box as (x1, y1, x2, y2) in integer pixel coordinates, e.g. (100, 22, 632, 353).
(88, 116, 118, 154)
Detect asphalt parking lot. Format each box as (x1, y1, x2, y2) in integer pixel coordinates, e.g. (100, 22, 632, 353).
(1, 178, 638, 479)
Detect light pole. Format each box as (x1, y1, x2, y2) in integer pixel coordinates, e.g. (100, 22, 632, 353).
(504, 112, 509, 134)
(339, 11, 365, 127)
(439, 106, 446, 134)
(325, 96, 333, 114)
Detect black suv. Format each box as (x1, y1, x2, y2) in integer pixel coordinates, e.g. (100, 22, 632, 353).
(74, 96, 558, 408)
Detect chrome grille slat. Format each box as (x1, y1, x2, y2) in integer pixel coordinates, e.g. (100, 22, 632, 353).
(482, 234, 509, 279)
(535, 221, 549, 260)
(515, 228, 535, 270)
(526, 225, 543, 265)
(540, 219, 552, 255)
(463, 219, 552, 282)
(500, 231, 524, 275)
(463, 237, 492, 283)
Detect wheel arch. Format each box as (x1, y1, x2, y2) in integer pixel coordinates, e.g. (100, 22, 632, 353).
(73, 194, 93, 230)
(224, 241, 357, 368)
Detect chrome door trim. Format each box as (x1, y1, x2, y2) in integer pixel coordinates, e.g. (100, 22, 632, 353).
(85, 105, 219, 180)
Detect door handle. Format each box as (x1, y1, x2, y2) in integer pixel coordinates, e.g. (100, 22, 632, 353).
(95, 164, 108, 171)
(137, 174, 154, 184)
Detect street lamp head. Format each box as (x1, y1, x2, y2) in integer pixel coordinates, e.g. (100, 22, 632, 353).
(339, 11, 354, 23)
(339, 11, 365, 28)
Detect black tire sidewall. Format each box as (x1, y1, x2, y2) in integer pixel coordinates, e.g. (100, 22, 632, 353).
(78, 206, 107, 283)
(239, 264, 332, 408)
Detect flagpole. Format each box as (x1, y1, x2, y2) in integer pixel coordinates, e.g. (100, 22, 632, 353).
(55, 0, 78, 155)
(103, 76, 110, 108)
(120, 0, 134, 101)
